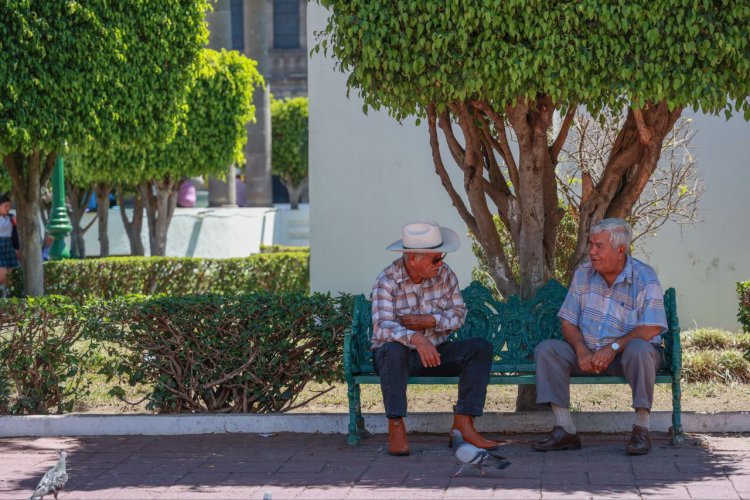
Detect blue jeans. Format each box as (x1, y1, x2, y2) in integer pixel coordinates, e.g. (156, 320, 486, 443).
(372, 338, 493, 418)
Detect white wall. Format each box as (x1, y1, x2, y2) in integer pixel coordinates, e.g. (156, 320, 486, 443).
(640, 112, 750, 330)
(308, 3, 476, 297)
(308, 3, 750, 329)
(77, 205, 309, 258)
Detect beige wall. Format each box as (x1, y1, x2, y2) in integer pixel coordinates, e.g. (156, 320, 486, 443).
(308, 3, 750, 329)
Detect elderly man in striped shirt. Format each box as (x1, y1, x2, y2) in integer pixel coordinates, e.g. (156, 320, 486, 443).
(533, 218, 668, 455)
(371, 221, 497, 456)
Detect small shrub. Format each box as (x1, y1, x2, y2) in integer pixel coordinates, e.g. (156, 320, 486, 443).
(684, 328, 732, 350)
(739, 281, 750, 332)
(0, 297, 97, 414)
(7, 253, 309, 301)
(734, 333, 750, 352)
(260, 245, 309, 254)
(87, 292, 352, 414)
(683, 349, 750, 384)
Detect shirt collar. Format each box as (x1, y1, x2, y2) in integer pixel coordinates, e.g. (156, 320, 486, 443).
(390, 257, 411, 284)
(612, 255, 633, 286)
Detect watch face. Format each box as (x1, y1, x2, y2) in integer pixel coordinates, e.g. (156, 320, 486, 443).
(611, 342, 620, 351)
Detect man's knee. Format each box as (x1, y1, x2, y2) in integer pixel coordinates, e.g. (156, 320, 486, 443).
(535, 339, 563, 361)
(466, 338, 494, 359)
(379, 341, 410, 360)
(622, 339, 655, 361)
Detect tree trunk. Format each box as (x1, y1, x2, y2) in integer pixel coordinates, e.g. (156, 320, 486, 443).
(65, 182, 95, 259)
(117, 184, 145, 256)
(282, 177, 306, 210)
(94, 182, 113, 257)
(142, 179, 177, 256)
(3, 151, 55, 297)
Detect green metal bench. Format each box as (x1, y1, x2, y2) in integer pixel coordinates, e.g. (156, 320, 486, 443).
(344, 279, 683, 446)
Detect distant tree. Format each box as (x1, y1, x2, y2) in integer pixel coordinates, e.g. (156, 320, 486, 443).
(138, 49, 263, 255)
(272, 97, 309, 209)
(0, 1, 209, 295)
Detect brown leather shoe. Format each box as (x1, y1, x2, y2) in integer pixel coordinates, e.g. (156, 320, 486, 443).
(626, 425, 651, 455)
(532, 426, 582, 452)
(449, 414, 499, 450)
(387, 417, 410, 456)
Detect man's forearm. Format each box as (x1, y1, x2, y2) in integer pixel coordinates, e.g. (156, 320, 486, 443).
(561, 320, 591, 356)
(611, 325, 662, 349)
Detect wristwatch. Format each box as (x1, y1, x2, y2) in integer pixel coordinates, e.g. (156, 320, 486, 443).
(610, 341, 621, 352)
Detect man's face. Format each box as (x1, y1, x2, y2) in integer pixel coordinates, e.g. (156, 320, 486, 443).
(588, 231, 625, 276)
(0, 202, 10, 216)
(406, 252, 445, 281)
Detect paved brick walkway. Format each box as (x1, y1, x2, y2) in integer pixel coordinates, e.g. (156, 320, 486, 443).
(2, 431, 749, 499)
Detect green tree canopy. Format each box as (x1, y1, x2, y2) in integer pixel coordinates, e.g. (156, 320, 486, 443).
(0, 0, 209, 295)
(317, 0, 750, 298)
(319, 1, 750, 120)
(271, 96, 308, 209)
(136, 48, 264, 256)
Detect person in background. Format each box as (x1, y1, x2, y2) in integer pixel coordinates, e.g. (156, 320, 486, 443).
(235, 173, 247, 207)
(0, 194, 21, 294)
(177, 177, 197, 208)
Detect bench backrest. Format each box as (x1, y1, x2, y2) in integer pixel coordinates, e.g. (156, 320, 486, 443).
(348, 280, 679, 375)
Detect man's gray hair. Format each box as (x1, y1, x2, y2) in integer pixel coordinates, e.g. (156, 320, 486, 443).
(590, 218, 632, 252)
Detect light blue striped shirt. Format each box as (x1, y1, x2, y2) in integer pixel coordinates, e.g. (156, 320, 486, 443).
(558, 256, 667, 350)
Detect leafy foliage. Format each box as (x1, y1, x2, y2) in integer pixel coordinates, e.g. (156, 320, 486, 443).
(260, 244, 310, 253)
(6, 253, 309, 301)
(271, 97, 309, 187)
(738, 281, 750, 333)
(0, 296, 97, 414)
(142, 48, 264, 182)
(88, 293, 352, 413)
(317, 1, 750, 120)
(0, 1, 209, 157)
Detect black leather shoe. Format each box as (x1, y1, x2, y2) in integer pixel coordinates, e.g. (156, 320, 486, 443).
(532, 426, 582, 452)
(626, 425, 651, 455)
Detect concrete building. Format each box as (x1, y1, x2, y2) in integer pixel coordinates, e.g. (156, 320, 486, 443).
(307, 3, 750, 330)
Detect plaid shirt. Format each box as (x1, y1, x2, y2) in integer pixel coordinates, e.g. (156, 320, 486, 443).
(371, 257, 467, 350)
(558, 256, 667, 351)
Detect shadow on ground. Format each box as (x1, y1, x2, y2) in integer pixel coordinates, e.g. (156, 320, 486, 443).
(1, 432, 745, 499)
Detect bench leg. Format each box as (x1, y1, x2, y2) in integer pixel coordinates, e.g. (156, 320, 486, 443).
(347, 381, 367, 446)
(670, 375, 684, 445)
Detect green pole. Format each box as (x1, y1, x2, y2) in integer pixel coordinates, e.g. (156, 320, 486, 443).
(47, 155, 73, 260)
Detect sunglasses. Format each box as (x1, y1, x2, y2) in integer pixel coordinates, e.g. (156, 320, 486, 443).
(430, 253, 447, 265)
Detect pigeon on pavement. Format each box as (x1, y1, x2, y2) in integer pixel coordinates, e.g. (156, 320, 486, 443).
(450, 429, 511, 477)
(29, 451, 68, 500)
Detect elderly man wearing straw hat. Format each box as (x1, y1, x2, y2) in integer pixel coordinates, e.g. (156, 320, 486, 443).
(371, 221, 498, 456)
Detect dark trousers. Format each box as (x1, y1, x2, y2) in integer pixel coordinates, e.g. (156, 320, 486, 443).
(372, 338, 493, 419)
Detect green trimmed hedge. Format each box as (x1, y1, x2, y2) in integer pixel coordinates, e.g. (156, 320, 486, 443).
(739, 281, 750, 333)
(7, 253, 309, 301)
(0, 292, 351, 414)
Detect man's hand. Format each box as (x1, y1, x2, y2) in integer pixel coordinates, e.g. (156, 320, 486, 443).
(590, 346, 616, 373)
(400, 314, 436, 331)
(410, 332, 441, 368)
(576, 349, 597, 374)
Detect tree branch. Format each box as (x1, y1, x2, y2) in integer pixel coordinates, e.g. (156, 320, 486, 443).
(426, 104, 479, 235)
(632, 108, 652, 144)
(550, 105, 577, 163)
(471, 100, 520, 189)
